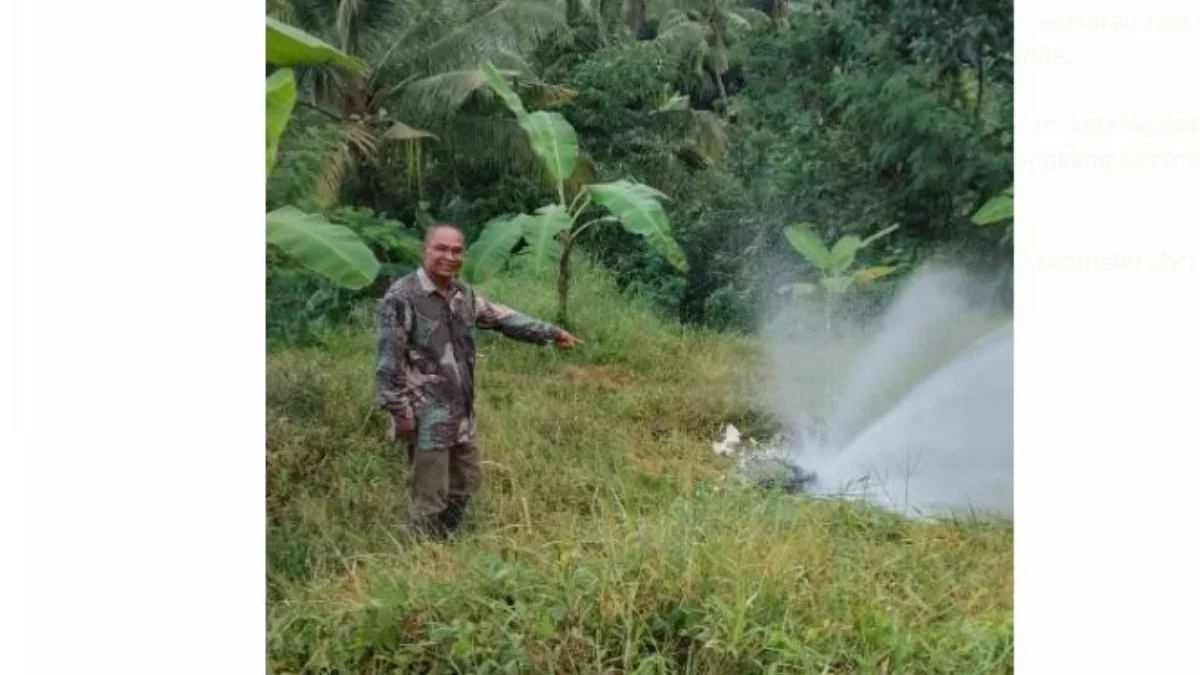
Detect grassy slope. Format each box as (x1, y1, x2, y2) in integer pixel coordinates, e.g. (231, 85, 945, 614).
(266, 262, 1013, 674)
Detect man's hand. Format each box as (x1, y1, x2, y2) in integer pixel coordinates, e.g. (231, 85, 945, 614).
(394, 414, 416, 444)
(554, 329, 581, 349)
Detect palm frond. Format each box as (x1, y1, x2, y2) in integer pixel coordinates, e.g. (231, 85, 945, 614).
(658, 9, 701, 32)
(414, 0, 569, 74)
(316, 141, 354, 210)
(727, 6, 771, 29)
(334, 0, 365, 49)
(291, 0, 404, 55)
(652, 18, 709, 58)
(367, 0, 467, 74)
(486, 50, 538, 75)
(691, 109, 728, 163)
(648, 105, 728, 166)
(394, 69, 498, 122)
(431, 114, 540, 176)
(295, 65, 342, 107)
(705, 39, 728, 74)
(267, 0, 299, 24)
(289, 0, 337, 40)
(650, 18, 709, 86)
(645, 0, 681, 18)
(393, 65, 575, 124)
(342, 121, 380, 162)
(382, 121, 437, 142)
(313, 119, 382, 209)
(654, 91, 691, 112)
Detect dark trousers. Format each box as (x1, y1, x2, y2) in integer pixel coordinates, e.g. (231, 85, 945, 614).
(405, 441, 481, 536)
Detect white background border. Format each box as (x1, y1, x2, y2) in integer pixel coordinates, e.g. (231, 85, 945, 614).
(3, 0, 1199, 672)
(2, 1, 265, 672)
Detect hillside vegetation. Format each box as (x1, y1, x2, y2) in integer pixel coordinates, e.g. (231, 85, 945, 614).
(267, 262, 1013, 674)
(266, 0, 1014, 345)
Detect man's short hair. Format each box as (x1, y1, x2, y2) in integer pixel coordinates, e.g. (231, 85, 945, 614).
(423, 222, 464, 247)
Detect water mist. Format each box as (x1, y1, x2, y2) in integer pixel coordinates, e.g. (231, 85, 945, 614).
(760, 265, 1013, 520)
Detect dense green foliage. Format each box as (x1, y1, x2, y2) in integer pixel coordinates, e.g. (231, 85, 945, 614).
(266, 0, 1012, 343)
(266, 19, 384, 291)
(465, 59, 688, 327)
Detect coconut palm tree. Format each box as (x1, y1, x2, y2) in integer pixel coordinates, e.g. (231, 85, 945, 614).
(282, 0, 575, 209)
(647, 0, 769, 116)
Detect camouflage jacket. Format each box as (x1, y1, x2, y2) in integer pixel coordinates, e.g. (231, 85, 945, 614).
(374, 267, 562, 450)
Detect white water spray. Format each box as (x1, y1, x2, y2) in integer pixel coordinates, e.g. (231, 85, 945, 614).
(757, 265, 1013, 520)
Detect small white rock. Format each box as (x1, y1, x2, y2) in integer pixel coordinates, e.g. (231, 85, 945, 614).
(710, 423, 743, 456)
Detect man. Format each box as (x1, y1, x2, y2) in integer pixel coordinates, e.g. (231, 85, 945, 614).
(374, 223, 579, 538)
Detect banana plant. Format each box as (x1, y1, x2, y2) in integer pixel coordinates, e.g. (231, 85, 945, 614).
(779, 223, 901, 336)
(266, 17, 381, 289)
(971, 185, 1013, 244)
(464, 59, 689, 326)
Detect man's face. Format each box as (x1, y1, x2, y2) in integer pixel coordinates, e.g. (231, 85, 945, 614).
(423, 226, 465, 280)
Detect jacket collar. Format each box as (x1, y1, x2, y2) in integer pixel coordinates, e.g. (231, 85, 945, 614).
(416, 266, 463, 298)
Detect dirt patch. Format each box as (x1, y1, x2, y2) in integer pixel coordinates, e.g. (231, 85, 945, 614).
(636, 457, 665, 477)
(567, 365, 634, 392)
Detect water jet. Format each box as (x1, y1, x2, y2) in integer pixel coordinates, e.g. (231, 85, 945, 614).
(748, 265, 1013, 520)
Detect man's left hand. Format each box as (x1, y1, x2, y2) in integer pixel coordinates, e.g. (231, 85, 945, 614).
(554, 329, 581, 349)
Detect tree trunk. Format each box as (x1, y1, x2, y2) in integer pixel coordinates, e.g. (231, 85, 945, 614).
(711, 17, 730, 117)
(596, 2, 608, 46)
(713, 71, 730, 117)
(625, 0, 646, 37)
(556, 236, 576, 327)
(771, 0, 789, 27)
(352, 157, 382, 211)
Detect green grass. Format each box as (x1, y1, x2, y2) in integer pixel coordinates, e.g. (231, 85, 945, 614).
(266, 261, 1013, 674)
